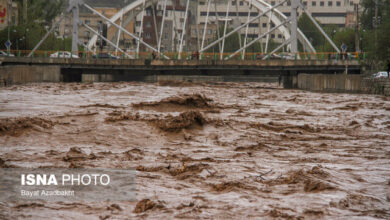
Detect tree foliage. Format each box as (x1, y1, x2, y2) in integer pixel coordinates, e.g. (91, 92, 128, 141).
(0, 0, 69, 51)
(0, 0, 70, 51)
(0, 23, 72, 51)
(360, 0, 390, 61)
(298, 13, 325, 50)
(14, 0, 64, 25)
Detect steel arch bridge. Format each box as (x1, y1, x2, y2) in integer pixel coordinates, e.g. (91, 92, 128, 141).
(30, 0, 340, 60)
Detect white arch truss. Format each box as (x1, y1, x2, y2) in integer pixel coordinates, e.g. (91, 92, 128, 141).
(86, 0, 317, 56)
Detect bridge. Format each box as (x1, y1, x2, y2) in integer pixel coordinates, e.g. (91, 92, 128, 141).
(1, 0, 364, 88)
(0, 57, 360, 74)
(0, 55, 361, 88)
(28, 0, 343, 60)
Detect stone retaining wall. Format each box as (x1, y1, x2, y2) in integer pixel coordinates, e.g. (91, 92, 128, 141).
(297, 74, 361, 93)
(360, 77, 390, 96)
(297, 73, 390, 95)
(0, 65, 61, 86)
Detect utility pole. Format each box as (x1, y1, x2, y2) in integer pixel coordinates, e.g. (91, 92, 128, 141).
(7, 0, 11, 53)
(355, 4, 359, 52)
(374, 0, 378, 55)
(23, 0, 27, 24)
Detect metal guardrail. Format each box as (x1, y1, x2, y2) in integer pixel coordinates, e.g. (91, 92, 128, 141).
(0, 50, 367, 61)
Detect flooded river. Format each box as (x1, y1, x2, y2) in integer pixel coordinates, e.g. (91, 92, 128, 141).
(0, 82, 389, 219)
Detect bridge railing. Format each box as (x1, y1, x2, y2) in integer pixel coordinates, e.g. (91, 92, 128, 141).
(2, 49, 367, 61)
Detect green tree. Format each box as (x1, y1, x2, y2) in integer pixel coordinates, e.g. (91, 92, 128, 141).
(298, 13, 325, 50)
(0, 23, 72, 51)
(14, 0, 64, 25)
(360, 0, 390, 61)
(322, 28, 355, 52)
(0, 0, 69, 52)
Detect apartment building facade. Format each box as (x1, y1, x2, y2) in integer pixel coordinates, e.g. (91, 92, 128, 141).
(135, 0, 191, 52)
(197, 0, 360, 44)
(55, 0, 136, 51)
(54, 0, 361, 52)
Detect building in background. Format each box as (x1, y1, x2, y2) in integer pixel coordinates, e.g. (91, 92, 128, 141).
(197, 0, 361, 45)
(0, 0, 18, 31)
(135, 0, 190, 52)
(54, 0, 362, 53)
(190, 23, 217, 50)
(55, 0, 136, 52)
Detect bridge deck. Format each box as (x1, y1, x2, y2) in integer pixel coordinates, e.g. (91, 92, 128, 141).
(0, 57, 361, 74)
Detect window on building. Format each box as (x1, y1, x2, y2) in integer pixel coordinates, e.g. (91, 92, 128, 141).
(262, 23, 267, 28)
(232, 1, 236, 5)
(85, 20, 90, 25)
(146, 21, 152, 27)
(278, 34, 282, 38)
(303, 1, 307, 6)
(287, 1, 291, 6)
(271, 34, 275, 39)
(336, 1, 341, 6)
(271, 1, 275, 6)
(328, 1, 333, 6)
(240, 1, 244, 6)
(320, 1, 324, 6)
(145, 32, 151, 39)
(312, 1, 316, 6)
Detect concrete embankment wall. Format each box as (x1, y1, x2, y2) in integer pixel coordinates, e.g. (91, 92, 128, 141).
(360, 77, 390, 95)
(297, 74, 361, 93)
(0, 65, 61, 85)
(297, 74, 390, 95)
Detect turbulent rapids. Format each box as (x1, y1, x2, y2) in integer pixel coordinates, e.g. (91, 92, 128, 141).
(0, 82, 389, 219)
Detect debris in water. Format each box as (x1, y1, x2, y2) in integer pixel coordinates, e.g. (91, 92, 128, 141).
(155, 111, 207, 132)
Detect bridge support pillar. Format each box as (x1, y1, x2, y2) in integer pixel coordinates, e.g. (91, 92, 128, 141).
(70, 0, 81, 55)
(282, 71, 298, 89)
(290, 0, 299, 53)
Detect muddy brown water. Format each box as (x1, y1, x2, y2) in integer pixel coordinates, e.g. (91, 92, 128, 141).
(0, 82, 389, 219)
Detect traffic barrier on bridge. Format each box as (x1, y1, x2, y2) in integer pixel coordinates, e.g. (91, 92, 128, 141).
(1, 49, 368, 62)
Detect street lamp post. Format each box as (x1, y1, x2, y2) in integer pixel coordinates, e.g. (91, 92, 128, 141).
(25, 28, 29, 50)
(7, 0, 12, 53)
(13, 29, 16, 50)
(331, 29, 336, 39)
(20, 36, 24, 51)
